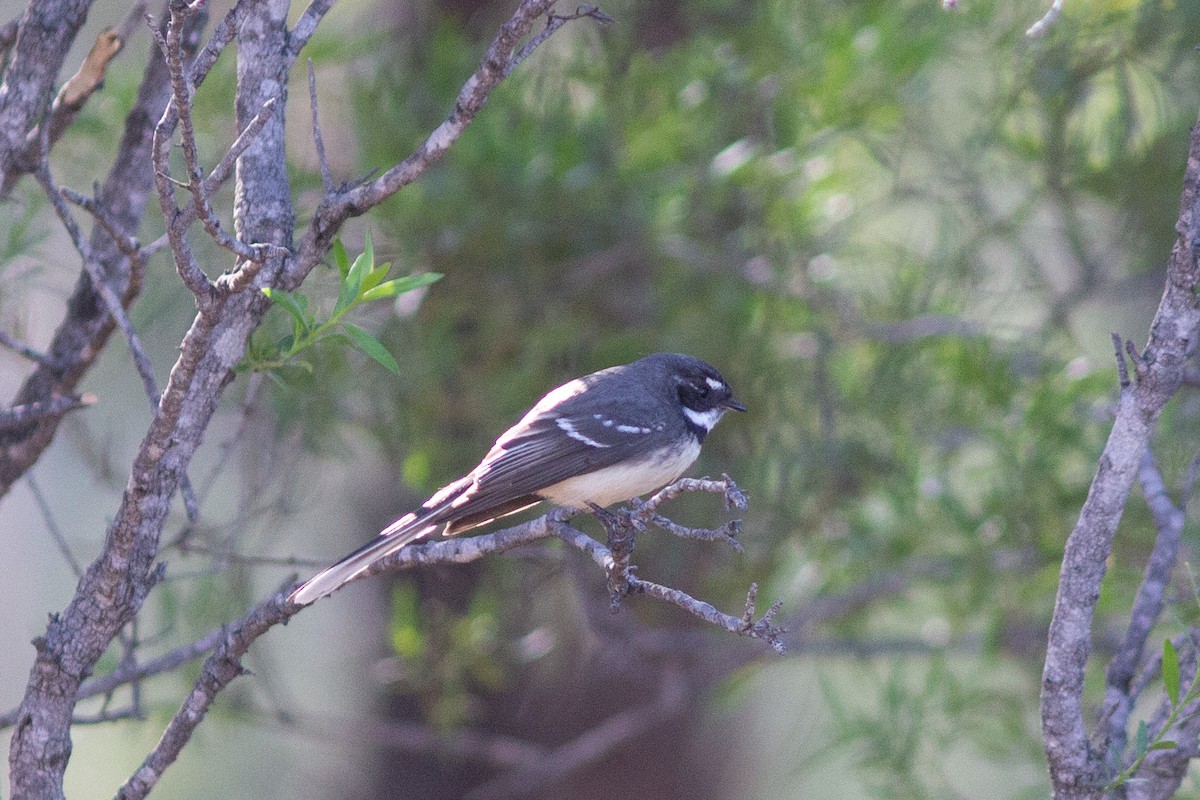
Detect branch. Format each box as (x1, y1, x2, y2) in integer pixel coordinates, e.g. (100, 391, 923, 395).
(1026, 0, 1065, 38)
(296, 0, 602, 271)
(0, 393, 94, 430)
(0, 0, 92, 195)
(1041, 106, 1200, 798)
(0, 8, 205, 501)
(115, 583, 298, 800)
(0, 328, 54, 365)
(1098, 447, 1187, 773)
(466, 665, 685, 800)
(1122, 633, 1200, 800)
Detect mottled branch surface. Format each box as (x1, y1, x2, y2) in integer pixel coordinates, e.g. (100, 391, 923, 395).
(1040, 107, 1200, 799)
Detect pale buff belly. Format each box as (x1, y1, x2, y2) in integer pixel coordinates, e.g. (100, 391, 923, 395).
(538, 439, 702, 509)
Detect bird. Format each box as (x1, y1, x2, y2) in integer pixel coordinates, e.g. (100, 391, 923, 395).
(288, 353, 746, 605)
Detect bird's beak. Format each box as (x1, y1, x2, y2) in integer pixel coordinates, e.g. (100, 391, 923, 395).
(723, 397, 748, 413)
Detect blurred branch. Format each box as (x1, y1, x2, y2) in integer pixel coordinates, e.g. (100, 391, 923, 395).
(465, 665, 685, 800)
(1041, 106, 1200, 798)
(307, 59, 333, 193)
(0, 393, 94, 430)
(289, 665, 686, 800)
(0, 328, 54, 365)
(1098, 447, 1187, 776)
(1026, 0, 1065, 38)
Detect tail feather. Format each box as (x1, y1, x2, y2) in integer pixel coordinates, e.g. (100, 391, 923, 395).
(290, 477, 477, 605)
(288, 521, 436, 605)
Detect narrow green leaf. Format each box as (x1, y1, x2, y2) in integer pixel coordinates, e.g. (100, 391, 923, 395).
(335, 250, 371, 315)
(1136, 720, 1149, 754)
(361, 261, 392, 293)
(344, 323, 400, 375)
(262, 288, 311, 334)
(1150, 740, 1178, 751)
(331, 239, 350, 277)
(1164, 639, 1181, 707)
(360, 272, 442, 302)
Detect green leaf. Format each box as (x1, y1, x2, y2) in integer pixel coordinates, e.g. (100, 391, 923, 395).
(1150, 740, 1178, 751)
(1164, 639, 1181, 707)
(331, 239, 350, 277)
(360, 272, 442, 302)
(361, 261, 392, 293)
(1136, 720, 1149, 754)
(363, 231, 374, 275)
(262, 288, 311, 335)
(344, 323, 400, 375)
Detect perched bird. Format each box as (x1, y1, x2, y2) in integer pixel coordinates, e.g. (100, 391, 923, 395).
(289, 353, 745, 605)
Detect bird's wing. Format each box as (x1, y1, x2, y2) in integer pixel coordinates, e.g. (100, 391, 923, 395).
(438, 408, 671, 523)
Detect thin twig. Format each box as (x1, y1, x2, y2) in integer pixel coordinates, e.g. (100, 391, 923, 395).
(307, 59, 333, 193)
(0, 394, 94, 430)
(1099, 447, 1188, 775)
(1026, 0, 1064, 38)
(27, 472, 84, 576)
(155, 0, 267, 265)
(61, 185, 143, 262)
(1113, 331, 1130, 389)
(35, 162, 200, 520)
(0, 328, 54, 365)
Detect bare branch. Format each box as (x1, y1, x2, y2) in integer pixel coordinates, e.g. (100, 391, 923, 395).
(0, 394, 94, 431)
(0, 7, 204, 501)
(299, 0, 604, 267)
(1041, 106, 1200, 798)
(26, 471, 85, 576)
(0, 328, 54, 365)
(287, 0, 336, 59)
(115, 583, 298, 800)
(1026, 0, 1065, 38)
(504, 4, 614, 78)
(1099, 447, 1187, 772)
(307, 59, 334, 193)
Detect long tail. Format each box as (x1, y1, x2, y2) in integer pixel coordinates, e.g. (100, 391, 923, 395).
(288, 477, 476, 605)
(288, 521, 436, 605)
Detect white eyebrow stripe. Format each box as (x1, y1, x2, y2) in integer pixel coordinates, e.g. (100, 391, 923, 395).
(705, 377, 724, 390)
(683, 406, 722, 431)
(556, 417, 610, 448)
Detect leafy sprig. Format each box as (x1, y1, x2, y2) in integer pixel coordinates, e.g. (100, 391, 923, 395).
(243, 235, 440, 375)
(1104, 638, 1195, 792)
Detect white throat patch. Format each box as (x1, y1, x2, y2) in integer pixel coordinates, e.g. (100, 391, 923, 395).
(683, 406, 722, 431)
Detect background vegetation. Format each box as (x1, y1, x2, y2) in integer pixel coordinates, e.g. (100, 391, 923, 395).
(5, 0, 1200, 797)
